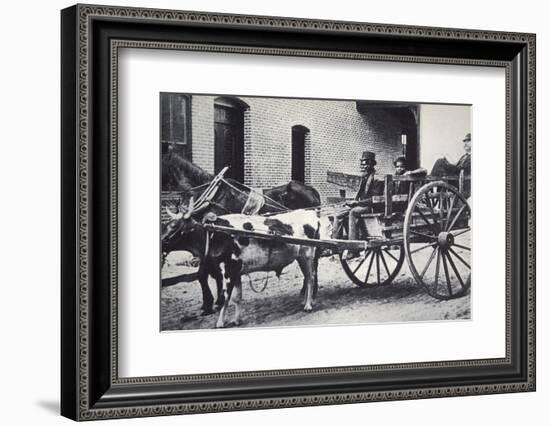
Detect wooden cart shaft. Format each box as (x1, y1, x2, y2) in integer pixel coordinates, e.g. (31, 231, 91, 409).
(202, 223, 402, 251)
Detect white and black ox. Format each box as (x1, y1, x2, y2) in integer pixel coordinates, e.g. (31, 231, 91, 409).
(163, 200, 331, 328)
(161, 154, 322, 315)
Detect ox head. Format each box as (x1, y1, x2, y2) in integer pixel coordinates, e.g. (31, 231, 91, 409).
(161, 197, 199, 255)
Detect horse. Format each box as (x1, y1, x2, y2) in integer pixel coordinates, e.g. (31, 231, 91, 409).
(161, 150, 214, 192)
(162, 151, 320, 211)
(161, 152, 321, 314)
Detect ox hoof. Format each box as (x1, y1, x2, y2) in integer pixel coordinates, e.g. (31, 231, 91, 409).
(216, 322, 225, 328)
(201, 308, 215, 316)
(303, 305, 313, 312)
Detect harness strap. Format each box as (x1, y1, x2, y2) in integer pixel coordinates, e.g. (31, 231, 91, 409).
(221, 178, 289, 212)
(193, 166, 229, 211)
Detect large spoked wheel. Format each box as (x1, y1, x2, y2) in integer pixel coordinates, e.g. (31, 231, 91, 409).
(404, 181, 471, 300)
(340, 245, 405, 288)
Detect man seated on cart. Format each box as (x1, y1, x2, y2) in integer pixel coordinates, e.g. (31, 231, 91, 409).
(344, 151, 377, 258)
(345, 154, 425, 255)
(430, 132, 471, 197)
(430, 133, 471, 176)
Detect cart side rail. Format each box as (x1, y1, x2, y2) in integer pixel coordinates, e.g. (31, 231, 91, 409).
(373, 171, 471, 216)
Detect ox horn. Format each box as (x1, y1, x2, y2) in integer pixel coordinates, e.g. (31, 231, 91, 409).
(165, 206, 183, 220)
(184, 196, 194, 219)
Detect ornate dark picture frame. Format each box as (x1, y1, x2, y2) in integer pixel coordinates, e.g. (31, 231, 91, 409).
(61, 4, 536, 421)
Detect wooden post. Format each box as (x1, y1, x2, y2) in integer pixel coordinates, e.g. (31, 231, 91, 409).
(384, 174, 393, 217)
(459, 169, 465, 194)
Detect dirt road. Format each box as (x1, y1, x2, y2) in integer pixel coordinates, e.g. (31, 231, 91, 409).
(161, 245, 471, 331)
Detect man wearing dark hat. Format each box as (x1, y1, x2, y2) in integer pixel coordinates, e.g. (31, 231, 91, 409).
(430, 133, 472, 177)
(456, 133, 471, 173)
(347, 151, 377, 245)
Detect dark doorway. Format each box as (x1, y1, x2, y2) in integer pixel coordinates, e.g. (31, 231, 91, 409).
(291, 125, 309, 183)
(402, 108, 419, 170)
(355, 102, 420, 170)
(214, 97, 246, 182)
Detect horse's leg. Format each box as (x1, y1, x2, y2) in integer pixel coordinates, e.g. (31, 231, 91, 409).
(198, 260, 214, 315)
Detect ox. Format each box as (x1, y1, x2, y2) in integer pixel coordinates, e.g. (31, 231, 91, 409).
(162, 178, 321, 315)
(163, 203, 331, 328)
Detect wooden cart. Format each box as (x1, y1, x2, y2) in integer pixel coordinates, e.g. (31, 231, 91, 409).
(335, 172, 471, 300)
(203, 171, 471, 301)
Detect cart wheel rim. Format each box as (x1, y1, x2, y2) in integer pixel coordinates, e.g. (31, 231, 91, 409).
(340, 245, 405, 288)
(403, 181, 471, 300)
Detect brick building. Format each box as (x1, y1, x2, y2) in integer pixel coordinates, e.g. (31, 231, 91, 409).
(161, 93, 422, 202)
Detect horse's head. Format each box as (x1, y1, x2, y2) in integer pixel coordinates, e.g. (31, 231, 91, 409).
(161, 152, 213, 191)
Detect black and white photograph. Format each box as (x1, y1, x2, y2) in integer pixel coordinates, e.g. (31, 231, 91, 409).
(0, 0, 542, 423)
(160, 93, 472, 331)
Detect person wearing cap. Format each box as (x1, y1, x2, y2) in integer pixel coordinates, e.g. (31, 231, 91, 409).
(456, 133, 471, 173)
(456, 133, 471, 198)
(346, 151, 377, 247)
(430, 133, 472, 176)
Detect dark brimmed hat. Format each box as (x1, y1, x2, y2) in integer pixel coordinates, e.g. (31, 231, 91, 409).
(463, 133, 471, 142)
(393, 156, 407, 166)
(360, 151, 377, 165)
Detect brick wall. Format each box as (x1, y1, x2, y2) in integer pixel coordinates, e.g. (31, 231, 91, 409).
(190, 95, 407, 203)
(191, 96, 215, 173)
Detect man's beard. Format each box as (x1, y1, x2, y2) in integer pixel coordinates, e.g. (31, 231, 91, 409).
(360, 168, 372, 176)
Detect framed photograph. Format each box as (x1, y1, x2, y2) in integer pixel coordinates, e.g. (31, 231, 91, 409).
(61, 4, 536, 421)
